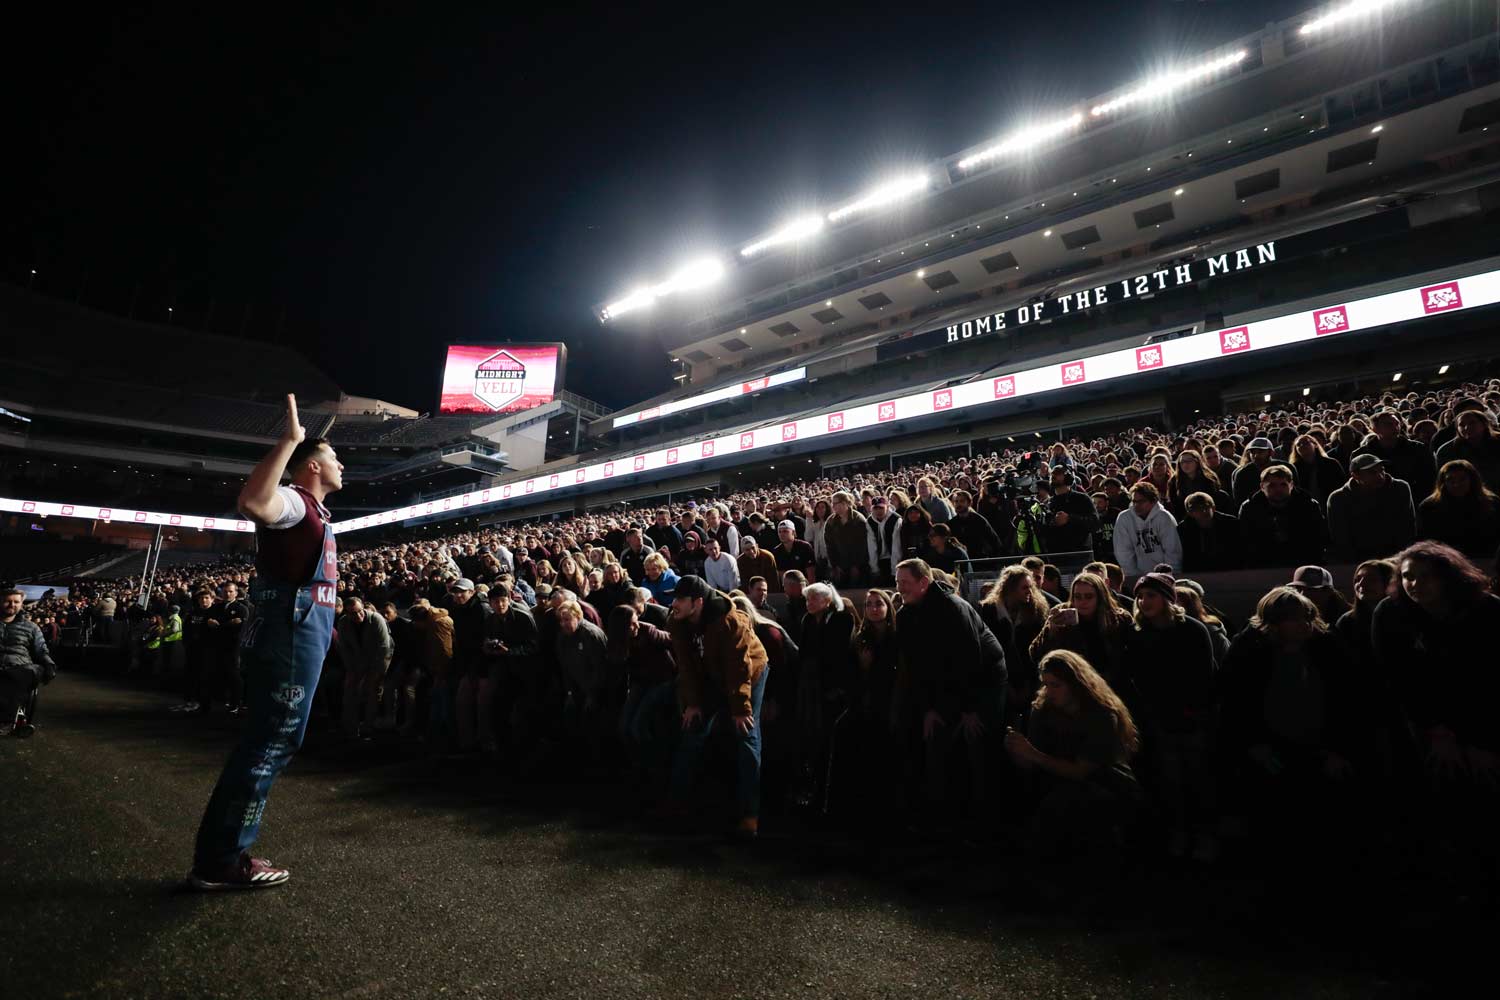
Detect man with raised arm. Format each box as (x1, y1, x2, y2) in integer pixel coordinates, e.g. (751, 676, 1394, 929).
(188, 395, 344, 890)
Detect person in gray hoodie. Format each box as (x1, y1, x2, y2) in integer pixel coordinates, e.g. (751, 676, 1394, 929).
(1325, 454, 1416, 563)
(1113, 483, 1184, 579)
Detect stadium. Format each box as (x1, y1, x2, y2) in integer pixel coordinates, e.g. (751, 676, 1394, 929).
(6, 1, 1500, 997)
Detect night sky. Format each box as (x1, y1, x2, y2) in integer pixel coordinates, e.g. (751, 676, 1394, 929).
(13, 0, 1314, 412)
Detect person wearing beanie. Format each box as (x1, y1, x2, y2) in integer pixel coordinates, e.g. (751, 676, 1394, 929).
(664, 575, 770, 838)
(1123, 570, 1220, 863)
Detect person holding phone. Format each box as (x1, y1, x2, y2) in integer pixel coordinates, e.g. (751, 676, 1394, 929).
(1029, 572, 1132, 698)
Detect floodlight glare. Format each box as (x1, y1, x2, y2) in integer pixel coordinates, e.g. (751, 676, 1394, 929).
(1090, 50, 1248, 117)
(956, 113, 1085, 171)
(827, 174, 930, 223)
(601, 258, 725, 320)
(1300, 0, 1409, 36)
(740, 215, 826, 257)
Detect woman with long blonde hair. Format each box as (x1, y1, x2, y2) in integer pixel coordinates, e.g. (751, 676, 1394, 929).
(1029, 572, 1130, 686)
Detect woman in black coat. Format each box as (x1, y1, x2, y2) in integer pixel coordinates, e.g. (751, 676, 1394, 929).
(1289, 434, 1347, 508)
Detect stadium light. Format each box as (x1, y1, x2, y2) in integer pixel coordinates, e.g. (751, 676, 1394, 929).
(740, 215, 825, 258)
(1090, 50, 1248, 118)
(1300, 0, 1410, 37)
(1439, 364, 1451, 374)
(826, 173, 929, 223)
(1303, 387, 1311, 396)
(1264, 394, 1272, 402)
(601, 258, 726, 320)
(956, 113, 1084, 172)
(1392, 372, 1403, 381)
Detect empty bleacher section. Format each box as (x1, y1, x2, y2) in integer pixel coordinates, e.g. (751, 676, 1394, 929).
(0, 539, 124, 583)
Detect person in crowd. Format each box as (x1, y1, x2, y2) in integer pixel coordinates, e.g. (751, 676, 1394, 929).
(1288, 434, 1347, 508)
(1325, 454, 1416, 563)
(641, 552, 679, 604)
(409, 600, 454, 745)
(743, 577, 776, 621)
(1333, 560, 1396, 673)
(701, 506, 741, 558)
(807, 499, 832, 577)
(619, 529, 656, 586)
(841, 589, 900, 813)
(1417, 459, 1500, 558)
(894, 558, 1007, 820)
(1202, 444, 1240, 503)
(219, 582, 249, 713)
(1434, 408, 1500, 491)
(666, 576, 770, 838)
(948, 490, 1001, 561)
(1355, 409, 1439, 501)
(1232, 437, 1292, 505)
(1123, 571, 1219, 861)
(1238, 465, 1327, 568)
(480, 582, 539, 756)
(1090, 492, 1117, 563)
(921, 523, 970, 575)
(864, 495, 904, 584)
(781, 570, 809, 648)
(608, 602, 677, 790)
(1004, 649, 1140, 860)
(337, 595, 393, 741)
(773, 519, 817, 586)
(1165, 450, 1231, 520)
(1373, 542, 1500, 799)
(1176, 492, 1244, 572)
(1218, 587, 1365, 852)
(629, 586, 670, 631)
(736, 536, 779, 594)
(897, 502, 935, 562)
(676, 531, 708, 580)
(557, 553, 589, 599)
(795, 582, 858, 811)
(646, 509, 684, 557)
(1175, 585, 1230, 666)
(1029, 571, 1131, 695)
(447, 578, 491, 751)
(379, 602, 414, 730)
(1113, 482, 1183, 579)
(702, 535, 741, 593)
(916, 477, 955, 524)
(825, 491, 876, 588)
(1286, 565, 1351, 626)
(191, 396, 344, 890)
(555, 599, 612, 762)
(175, 590, 222, 715)
(588, 562, 634, 616)
(1042, 469, 1100, 555)
(0, 589, 58, 738)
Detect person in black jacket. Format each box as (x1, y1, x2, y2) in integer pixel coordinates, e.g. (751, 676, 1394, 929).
(1237, 466, 1327, 568)
(1233, 438, 1295, 507)
(1354, 410, 1438, 502)
(481, 583, 541, 754)
(895, 558, 1007, 818)
(796, 583, 857, 811)
(1289, 434, 1347, 508)
(1177, 493, 1245, 572)
(1219, 587, 1369, 856)
(1041, 469, 1100, 554)
(949, 490, 1002, 560)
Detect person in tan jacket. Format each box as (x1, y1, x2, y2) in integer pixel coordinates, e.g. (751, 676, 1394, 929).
(666, 575, 769, 837)
(408, 601, 453, 743)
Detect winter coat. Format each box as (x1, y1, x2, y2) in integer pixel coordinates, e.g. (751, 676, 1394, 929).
(1236, 488, 1327, 568)
(670, 591, 769, 717)
(1177, 511, 1245, 572)
(1325, 477, 1416, 562)
(895, 580, 1007, 719)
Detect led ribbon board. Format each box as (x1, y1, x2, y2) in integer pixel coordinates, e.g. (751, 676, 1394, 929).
(611, 368, 808, 429)
(6, 263, 1494, 536)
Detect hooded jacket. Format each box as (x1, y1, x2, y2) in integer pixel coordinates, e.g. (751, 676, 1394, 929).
(670, 591, 768, 717)
(1112, 504, 1184, 577)
(894, 579, 1007, 719)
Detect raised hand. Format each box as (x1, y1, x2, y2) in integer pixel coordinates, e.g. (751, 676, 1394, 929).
(283, 393, 306, 445)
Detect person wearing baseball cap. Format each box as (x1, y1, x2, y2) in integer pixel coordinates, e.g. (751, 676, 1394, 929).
(1124, 568, 1219, 862)
(664, 575, 769, 838)
(1326, 451, 1416, 562)
(1233, 437, 1292, 503)
(1354, 408, 1438, 499)
(774, 520, 817, 585)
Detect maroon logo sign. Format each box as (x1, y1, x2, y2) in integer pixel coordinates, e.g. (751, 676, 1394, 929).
(204, 517, 215, 528)
(1313, 305, 1348, 335)
(602, 463, 614, 478)
(666, 448, 678, 464)
(633, 455, 646, 471)
(22, 501, 35, 513)
(740, 432, 755, 450)
(701, 440, 715, 458)
(525, 480, 535, 493)
(1061, 361, 1087, 385)
(742, 377, 769, 393)
(170, 515, 182, 525)
(236, 520, 249, 531)
(827, 412, 844, 432)
(993, 377, 1016, 398)
(135, 512, 147, 522)
(60, 504, 74, 516)
(99, 507, 112, 520)
(576, 469, 586, 483)
(933, 389, 954, 411)
(782, 422, 798, 441)
(503, 484, 513, 497)
(1420, 281, 1462, 314)
(877, 401, 897, 422)
(1218, 327, 1251, 354)
(471, 349, 527, 411)
(548, 474, 559, 488)
(1135, 346, 1164, 370)
(443, 497, 453, 509)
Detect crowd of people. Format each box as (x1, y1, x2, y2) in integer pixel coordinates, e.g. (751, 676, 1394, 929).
(6, 378, 1500, 893)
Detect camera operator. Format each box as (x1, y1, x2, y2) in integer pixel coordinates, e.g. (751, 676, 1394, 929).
(1040, 469, 1099, 554)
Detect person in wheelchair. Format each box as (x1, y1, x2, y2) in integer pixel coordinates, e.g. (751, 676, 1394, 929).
(1, 589, 59, 738)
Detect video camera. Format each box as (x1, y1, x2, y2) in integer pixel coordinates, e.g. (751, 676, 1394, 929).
(987, 451, 1045, 501)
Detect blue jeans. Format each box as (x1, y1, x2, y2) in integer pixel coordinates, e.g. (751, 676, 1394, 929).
(670, 666, 768, 819)
(192, 639, 322, 870)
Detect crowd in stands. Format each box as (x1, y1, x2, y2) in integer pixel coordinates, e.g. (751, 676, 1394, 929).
(7, 378, 1500, 893)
